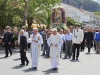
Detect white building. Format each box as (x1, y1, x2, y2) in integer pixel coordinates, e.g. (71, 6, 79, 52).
(61, 3, 100, 27)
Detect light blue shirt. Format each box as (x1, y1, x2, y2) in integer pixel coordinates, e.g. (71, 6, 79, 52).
(65, 33, 72, 41)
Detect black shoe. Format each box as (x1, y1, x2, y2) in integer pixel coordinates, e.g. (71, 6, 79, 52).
(64, 56, 67, 59)
(42, 53, 45, 56)
(10, 53, 12, 56)
(68, 56, 71, 59)
(33, 67, 37, 69)
(5, 56, 8, 58)
(47, 55, 50, 58)
(72, 58, 75, 60)
(52, 67, 58, 70)
(76, 58, 79, 60)
(26, 61, 29, 66)
(19, 64, 25, 66)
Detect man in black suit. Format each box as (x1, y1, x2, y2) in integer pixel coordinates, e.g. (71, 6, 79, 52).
(19, 29, 29, 66)
(85, 28, 94, 53)
(3, 26, 13, 57)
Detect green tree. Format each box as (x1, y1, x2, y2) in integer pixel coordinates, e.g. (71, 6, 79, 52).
(38, 0, 62, 28)
(0, 0, 23, 28)
(67, 17, 81, 27)
(94, 12, 100, 19)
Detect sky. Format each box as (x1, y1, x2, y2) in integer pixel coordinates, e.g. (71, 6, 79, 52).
(93, 0, 100, 4)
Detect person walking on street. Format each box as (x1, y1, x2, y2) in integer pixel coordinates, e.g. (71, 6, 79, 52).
(72, 24, 84, 60)
(94, 29, 100, 54)
(3, 26, 13, 57)
(64, 29, 72, 59)
(28, 28, 43, 69)
(19, 30, 29, 66)
(47, 28, 63, 70)
(85, 28, 94, 54)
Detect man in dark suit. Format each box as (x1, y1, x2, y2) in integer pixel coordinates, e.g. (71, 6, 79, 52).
(3, 26, 13, 57)
(19, 29, 29, 66)
(85, 28, 94, 53)
(42, 30, 48, 56)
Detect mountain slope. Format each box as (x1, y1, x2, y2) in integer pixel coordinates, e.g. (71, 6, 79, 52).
(62, 0, 100, 12)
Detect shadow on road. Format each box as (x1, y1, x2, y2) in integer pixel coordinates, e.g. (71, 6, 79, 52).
(42, 55, 50, 59)
(23, 68, 38, 72)
(13, 58, 20, 61)
(11, 65, 24, 69)
(42, 68, 58, 75)
(0, 47, 20, 55)
(69, 60, 81, 62)
(0, 56, 8, 59)
(85, 53, 91, 55)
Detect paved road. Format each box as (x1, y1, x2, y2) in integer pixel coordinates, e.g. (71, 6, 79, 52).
(0, 47, 100, 75)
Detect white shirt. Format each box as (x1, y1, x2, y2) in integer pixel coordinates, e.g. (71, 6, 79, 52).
(60, 34, 65, 42)
(72, 28, 84, 44)
(18, 31, 29, 43)
(65, 33, 72, 41)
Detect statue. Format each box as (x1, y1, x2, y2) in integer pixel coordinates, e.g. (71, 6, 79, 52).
(51, 6, 67, 30)
(54, 8, 61, 24)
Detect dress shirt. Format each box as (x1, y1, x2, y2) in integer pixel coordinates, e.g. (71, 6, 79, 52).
(72, 28, 84, 44)
(65, 33, 72, 41)
(60, 34, 65, 41)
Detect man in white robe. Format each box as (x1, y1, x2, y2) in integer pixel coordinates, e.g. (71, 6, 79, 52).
(28, 28, 43, 69)
(47, 28, 63, 70)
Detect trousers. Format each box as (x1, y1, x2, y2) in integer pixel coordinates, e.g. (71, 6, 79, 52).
(20, 51, 29, 64)
(5, 44, 12, 57)
(72, 43, 80, 59)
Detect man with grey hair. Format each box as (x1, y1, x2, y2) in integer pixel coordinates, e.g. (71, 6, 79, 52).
(19, 29, 29, 66)
(18, 26, 29, 45)
(28, 28, 43, 69)
(65, 29, 72, 59)
(47, 28, 63, 70)
(3, 26, 13, 57)
(59, 29, 65, 58)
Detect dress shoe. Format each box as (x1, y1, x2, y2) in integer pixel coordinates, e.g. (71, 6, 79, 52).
(72, 58, 75, 60)
(5, 56, 8, 58)
(76, 58, 79, 60)
(64, 56, 67, 59)
(26, 61, 29, 66)
(47, 55, 50, 58)
(68, 56, 71, 59)
(19, 64, 25, 66)
(42, 53, 45, 55)
(52, 67, 58, 70)
(10, 53, 12, 56)
(33, 67, 37, 69)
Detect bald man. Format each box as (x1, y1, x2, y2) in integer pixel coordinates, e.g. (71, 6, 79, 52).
(28, 28, 43, 69)
(47, 28, 63, 70)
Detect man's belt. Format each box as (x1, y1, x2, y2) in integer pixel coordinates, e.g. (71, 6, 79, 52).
(66, 40, 72, 42)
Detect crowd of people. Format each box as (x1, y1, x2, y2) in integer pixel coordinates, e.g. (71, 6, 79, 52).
(2, 24, 100, 70)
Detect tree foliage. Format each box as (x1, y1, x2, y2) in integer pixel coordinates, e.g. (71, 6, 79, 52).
(0, 0, 23, 28)
(67, 17, 81, 27)
(0, 0, 62, 28)
(94, 12, 100, 19)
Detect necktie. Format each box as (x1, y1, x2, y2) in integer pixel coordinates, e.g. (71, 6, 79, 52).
(77, 29, 78, 32)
